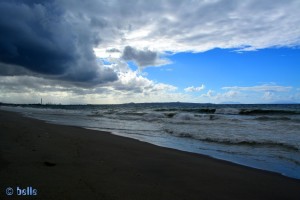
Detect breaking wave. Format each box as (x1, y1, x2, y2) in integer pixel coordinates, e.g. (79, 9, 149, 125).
(240, 109, 300, 115)
(164, 130, 299, 151)
(154, 107, 300, 116)
(200, 138, 299, 151)
(254, 116, 291, 121)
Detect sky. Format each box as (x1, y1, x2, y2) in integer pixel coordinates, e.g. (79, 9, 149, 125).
(0, 0, 300, 104)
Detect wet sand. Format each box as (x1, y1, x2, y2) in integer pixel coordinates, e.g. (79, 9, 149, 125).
(0, 110, 300, 199)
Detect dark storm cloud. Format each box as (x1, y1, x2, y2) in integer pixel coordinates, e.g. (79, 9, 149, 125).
(0, 75, 112, 95)
(0, 1, 117, 85)
(0, 63, 34, 76)
(122, 46, 158, 67)
(122, 46, 165, 68)
(106, 48, 121, 53)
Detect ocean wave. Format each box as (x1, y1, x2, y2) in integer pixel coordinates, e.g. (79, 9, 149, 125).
(215, 108, 300, 116)
(164, 129, 299, 151)
(155, 107, 300, 116)
(163, 112, 177, 118)
(215, 108, 241, 115)
(173, 113, 195, 120)
(240, 109, 300, 115)
(254, 116, 291, 121)
(276, 156, 300, 165)
(87, 113, 103, 117)
(117, 112, 145, 116)
(144, 112, 165, 118)
(88, 107, 300, 120)
(199, 138, 299, 151)
(154, 108, 216, 113)
(194, 114, 220, 120)
(143, 113, 166, 121)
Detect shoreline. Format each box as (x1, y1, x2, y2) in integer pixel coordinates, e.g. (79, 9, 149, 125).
(88, 127, 300, 181)
(1, 110, 300, 199)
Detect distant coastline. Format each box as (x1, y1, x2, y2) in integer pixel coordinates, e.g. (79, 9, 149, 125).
(1, 101, 299, 107)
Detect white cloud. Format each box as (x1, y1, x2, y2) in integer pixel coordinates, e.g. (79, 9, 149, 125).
(200, 90, 241, 101)
(222, 90, 239, 98)
(263, 91, 274, 100)
(201, 90, 215, 98)
(184, 84, 205, 92)
(90, 0, 300, 59)
(112, 69, 177, 94)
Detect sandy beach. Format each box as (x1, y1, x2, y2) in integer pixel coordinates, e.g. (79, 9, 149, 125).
(0, 110, 300, 200)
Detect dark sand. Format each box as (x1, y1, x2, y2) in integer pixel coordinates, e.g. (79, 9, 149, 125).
(0, 110, 300, 200)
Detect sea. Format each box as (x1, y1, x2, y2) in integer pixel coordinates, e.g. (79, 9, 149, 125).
(1, 103, 300, 179)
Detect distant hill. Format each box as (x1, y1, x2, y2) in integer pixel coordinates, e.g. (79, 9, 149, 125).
(268, 100, 299, 104)
(219, 101, 241, 104)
